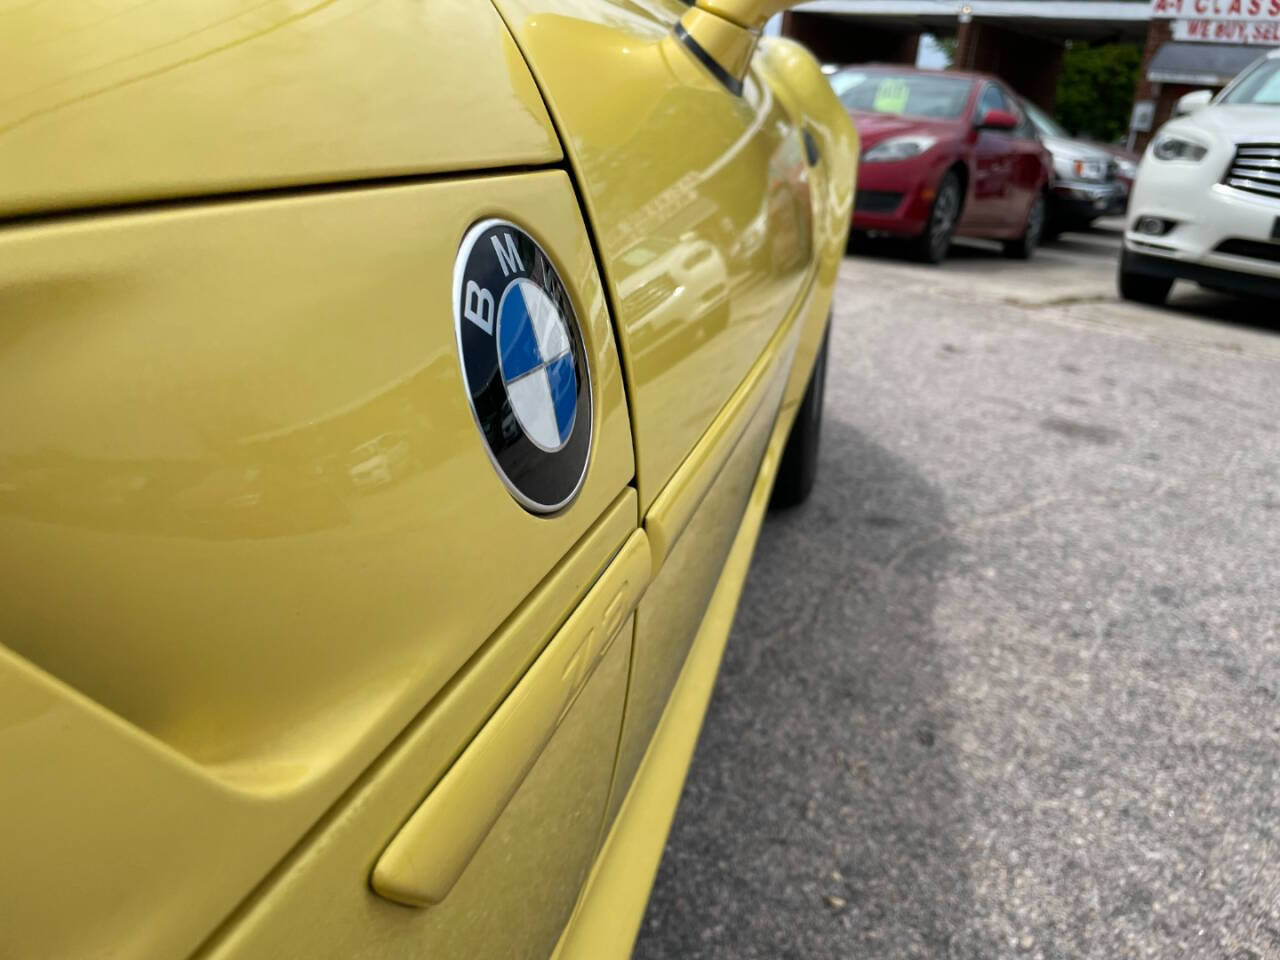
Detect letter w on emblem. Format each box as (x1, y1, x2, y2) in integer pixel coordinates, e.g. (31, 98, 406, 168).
(491, 233, 524, 277)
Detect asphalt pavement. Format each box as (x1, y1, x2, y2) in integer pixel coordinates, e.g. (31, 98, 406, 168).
(633, 224, 1280, 960)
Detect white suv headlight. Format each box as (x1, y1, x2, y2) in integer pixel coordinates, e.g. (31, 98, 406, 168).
(1152, 135, 1208, 162)
(862, 135, 938, 163)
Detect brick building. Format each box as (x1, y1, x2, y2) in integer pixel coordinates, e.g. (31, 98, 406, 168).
(782, 0, 1278, 149)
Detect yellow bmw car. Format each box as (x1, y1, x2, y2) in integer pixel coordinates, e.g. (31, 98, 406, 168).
(0, 1, 854, 956)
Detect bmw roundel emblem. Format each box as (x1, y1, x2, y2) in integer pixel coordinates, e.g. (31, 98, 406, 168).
(453, 219, 592, 514)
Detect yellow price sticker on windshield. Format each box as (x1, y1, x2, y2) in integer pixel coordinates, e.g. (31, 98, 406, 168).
(873, 78, 910, 114)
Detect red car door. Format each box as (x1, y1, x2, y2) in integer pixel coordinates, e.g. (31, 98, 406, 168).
(963, 82, 1016, 231)
(1002, 88, 1050, 233)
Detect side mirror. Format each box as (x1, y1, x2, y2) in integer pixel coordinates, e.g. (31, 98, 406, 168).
(1174, 90, 1212, 115)
(677, 0, 815, 92)
(978, 108, 1019, 131)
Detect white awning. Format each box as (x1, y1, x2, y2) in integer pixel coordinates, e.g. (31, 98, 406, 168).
(1146, 40, 1269, 84)
(795, 0, 1150, 20)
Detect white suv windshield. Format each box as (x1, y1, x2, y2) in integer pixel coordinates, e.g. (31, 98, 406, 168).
(1220, 59, 1280, 105)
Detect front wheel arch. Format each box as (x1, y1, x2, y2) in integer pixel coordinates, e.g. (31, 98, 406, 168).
(1002, 188, 1046, 259)
(943, 160, 969, 222)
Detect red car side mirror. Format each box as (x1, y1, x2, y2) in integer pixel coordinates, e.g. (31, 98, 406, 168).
(978, 108, 1018, 131)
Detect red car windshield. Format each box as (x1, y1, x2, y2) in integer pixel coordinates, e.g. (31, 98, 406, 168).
(833, 71, 973, 120)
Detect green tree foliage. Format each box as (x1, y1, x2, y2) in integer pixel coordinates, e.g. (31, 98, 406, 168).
(937, 36, 958, 68)
(1054, 42, 1142, 142)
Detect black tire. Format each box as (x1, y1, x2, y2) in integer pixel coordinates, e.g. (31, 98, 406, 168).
(1118, 252, 1173, 305)
(771, 322, 829, 509)
(1003, 191, 1046, 259)
(912, 171, 961, 264)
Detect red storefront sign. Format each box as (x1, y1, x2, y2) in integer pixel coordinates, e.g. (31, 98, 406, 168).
(1172, 17, 1280, 39)
(1151, 0, 1280, 18)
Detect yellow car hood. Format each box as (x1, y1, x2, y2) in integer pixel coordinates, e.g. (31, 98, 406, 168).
(0, 0, 561, 219)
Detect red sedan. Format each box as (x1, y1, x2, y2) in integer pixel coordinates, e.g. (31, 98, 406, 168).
(832, 66, 1053, 263)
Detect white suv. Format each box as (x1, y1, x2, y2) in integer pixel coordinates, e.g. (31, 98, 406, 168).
(1119, 50, 1280, 305)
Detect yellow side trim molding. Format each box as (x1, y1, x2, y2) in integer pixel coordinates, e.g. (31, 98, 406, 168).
(552, 375, 796, 960)
(372, 530, 652, 907)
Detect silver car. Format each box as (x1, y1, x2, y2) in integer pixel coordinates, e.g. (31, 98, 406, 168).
(1021, 98, 1126, 236)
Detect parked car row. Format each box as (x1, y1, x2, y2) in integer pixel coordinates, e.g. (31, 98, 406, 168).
(832, 55, 1278, 310)
(830, 64, 1137, 264)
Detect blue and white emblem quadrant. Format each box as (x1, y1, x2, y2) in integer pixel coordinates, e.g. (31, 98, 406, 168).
(498, 278, 578, 452)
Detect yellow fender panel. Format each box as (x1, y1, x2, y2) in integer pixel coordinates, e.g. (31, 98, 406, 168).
(0, 171, 632, 960)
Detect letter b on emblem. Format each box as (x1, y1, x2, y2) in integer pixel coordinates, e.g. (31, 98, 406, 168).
(463, 280, 494, 335)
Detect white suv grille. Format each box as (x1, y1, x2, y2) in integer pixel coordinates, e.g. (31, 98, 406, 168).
(1225, 143, 1280, 201)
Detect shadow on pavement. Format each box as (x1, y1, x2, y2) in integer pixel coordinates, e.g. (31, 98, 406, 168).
(847, 226, 1280, 338)
(848, 234, 1082, 268)
(634, 418, 974, 960)
(1160, 288, 1280, 334)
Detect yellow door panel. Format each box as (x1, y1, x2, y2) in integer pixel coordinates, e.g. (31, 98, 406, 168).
(489, 0, 814, 510)
(553, 344, 799, 960)
(486, 0, 856, 885)
(754, 38, 859, 418)
(0, 171, 632, 959)
(642, 275, 813, 570)
(609, 286, 807, 816)
(0, 0, 559, 218)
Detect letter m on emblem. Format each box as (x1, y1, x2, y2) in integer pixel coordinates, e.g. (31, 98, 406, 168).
(491, 232, 524, 277)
